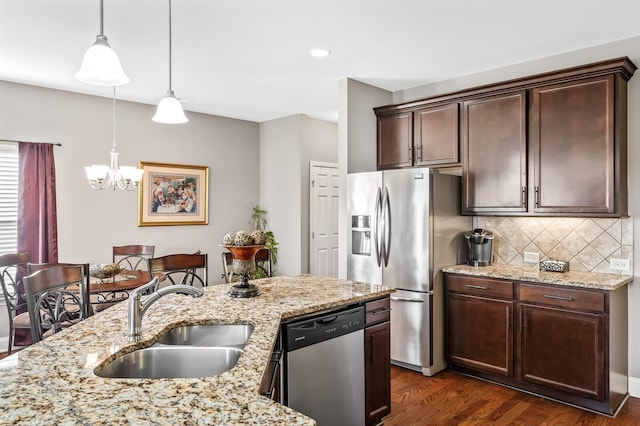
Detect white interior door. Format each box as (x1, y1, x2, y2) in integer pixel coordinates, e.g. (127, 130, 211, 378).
(310, 162, 339, 277)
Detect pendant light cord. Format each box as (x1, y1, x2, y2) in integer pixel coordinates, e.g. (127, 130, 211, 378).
(99, 0, 104, 36)
(168, 0, 173, 92)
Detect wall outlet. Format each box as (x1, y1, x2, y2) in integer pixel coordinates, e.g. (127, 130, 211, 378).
(523, 252, 539, 263)
(610, 258, 630, 271)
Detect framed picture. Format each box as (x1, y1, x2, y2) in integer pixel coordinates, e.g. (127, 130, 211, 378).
(138, 161, 209, 226)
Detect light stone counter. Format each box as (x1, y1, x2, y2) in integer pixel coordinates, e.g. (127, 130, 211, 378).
(0, 275, 395, 425)
(442, 264, 632, 290)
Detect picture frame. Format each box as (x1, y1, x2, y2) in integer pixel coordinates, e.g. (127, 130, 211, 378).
(137, 161, 209, 226)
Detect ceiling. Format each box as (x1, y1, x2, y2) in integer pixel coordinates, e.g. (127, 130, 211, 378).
(2, 0, 640, 123)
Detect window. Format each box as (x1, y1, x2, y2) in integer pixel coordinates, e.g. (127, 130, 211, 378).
(0, 141, 18, 254)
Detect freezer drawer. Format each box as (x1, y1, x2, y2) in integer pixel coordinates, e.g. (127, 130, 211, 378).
(390, 289, 442, 376)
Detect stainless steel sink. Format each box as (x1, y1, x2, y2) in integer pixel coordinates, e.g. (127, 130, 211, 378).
(96, 346, 243, 379)
(156, 324, 254, 348)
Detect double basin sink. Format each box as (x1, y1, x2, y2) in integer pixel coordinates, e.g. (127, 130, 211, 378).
(96, 324, 254, 379)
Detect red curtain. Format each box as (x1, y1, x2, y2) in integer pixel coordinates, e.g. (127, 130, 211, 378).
(15, 142, 58, 347)
(17, 142, 58, 263)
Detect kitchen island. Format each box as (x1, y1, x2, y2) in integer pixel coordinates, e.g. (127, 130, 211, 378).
(0, 275, 394, 425)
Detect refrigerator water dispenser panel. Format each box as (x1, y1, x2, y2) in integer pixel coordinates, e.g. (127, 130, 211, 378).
(351, 215, 371, 255)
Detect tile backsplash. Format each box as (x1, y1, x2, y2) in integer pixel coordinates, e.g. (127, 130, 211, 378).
(475, 216, 634, 274)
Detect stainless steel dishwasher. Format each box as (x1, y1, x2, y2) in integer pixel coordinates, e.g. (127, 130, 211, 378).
(283, 305, 365, 426)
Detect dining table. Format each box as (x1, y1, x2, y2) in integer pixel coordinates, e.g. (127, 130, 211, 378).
(87, 270, 161, 311)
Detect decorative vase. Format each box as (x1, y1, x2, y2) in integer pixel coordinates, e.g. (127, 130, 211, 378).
(221, 244, 264, 298)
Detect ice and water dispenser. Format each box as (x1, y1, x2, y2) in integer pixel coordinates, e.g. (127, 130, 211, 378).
(351, 215, 371, 255)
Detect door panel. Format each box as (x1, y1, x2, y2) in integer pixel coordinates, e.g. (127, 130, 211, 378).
(310, 162, 339, 277)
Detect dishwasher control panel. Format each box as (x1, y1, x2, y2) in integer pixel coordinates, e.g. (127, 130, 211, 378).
(284, 306, 365, 351)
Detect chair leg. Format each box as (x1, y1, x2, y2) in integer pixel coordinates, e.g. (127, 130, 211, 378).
(7, 323, 13, 356)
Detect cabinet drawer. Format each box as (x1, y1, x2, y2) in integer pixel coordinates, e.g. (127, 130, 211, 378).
(519, 283, 604, 312)
(447, 275, 513, 299)
(366, 297, 391, 325)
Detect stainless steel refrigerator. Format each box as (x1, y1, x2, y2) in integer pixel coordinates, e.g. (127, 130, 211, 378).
(347, 168, 470, 376)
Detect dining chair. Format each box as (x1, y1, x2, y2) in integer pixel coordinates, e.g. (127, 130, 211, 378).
(0, 252, 32, 355)
(221, 248, 271, 283)
(113, 245, 155, 279)
(23, 265, 91, 343)
(149, 253, 208, 287)
(27, 262, 93, 318)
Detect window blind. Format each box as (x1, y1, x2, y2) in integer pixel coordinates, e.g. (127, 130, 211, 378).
(0, 141, 18, 254)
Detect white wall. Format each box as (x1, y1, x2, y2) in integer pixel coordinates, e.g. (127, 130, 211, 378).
(374, 36, 640, 395)
(260, 114, 338, 275)
(0, 80, 260, 283)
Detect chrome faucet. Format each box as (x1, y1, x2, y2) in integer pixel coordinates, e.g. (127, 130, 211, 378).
(127, 277, 204, 342)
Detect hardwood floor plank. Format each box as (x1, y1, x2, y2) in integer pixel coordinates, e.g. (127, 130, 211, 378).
(384, 367, 640, 425)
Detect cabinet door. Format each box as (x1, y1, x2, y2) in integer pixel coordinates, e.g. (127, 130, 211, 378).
(531, 75, 616, 214)
(377, 112, 413, 169)
(520, 303, 605, 401)
(414, 103, 459, 166)
(365, 322, 391, 424)
(447, 293, 513, 376)
(462, 91, 527, 214)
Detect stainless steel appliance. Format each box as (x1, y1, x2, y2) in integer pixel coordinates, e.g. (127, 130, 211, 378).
(283, 306, 365, 425)
(347, 168, 470, 376)
(464, 228, 494, 266)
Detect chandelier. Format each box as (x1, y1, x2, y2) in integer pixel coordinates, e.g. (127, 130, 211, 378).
(85, 87, 143, 190)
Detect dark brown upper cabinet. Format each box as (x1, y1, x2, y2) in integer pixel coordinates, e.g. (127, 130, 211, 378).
(375, 102, 460, 170)
(377, 111, 413, 169)
(530, 75, 623, 215)
(374, 57, 636, 217)
(462, 91, 527, 214)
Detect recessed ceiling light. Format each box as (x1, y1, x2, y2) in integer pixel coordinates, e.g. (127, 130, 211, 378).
(309, 48, 331, 57)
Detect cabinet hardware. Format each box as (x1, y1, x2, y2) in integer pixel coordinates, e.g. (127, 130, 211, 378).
(391, 296, 424, 303)
(409, 146, 413, 163)
(372, 308, 391, 315)
(521, 187, 526, 208)
(416, 145, 422, 162)
(543, 294, 574, 301)
(466, 284, 488, 290)
(535, 187, 540, 208)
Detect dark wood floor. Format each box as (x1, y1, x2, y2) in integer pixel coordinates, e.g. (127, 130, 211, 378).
(384, 366, 640, 425)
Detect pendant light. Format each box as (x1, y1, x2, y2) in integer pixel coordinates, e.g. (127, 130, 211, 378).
(76, 0, 129, 86)
(153, 0, 188, 123)
(85, 87, 143, 191)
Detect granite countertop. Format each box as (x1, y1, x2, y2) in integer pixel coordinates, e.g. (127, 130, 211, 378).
(442, 264, 632, 291)
(0, 275, 395, 425)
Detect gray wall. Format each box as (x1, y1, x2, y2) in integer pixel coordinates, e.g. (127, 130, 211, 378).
(260, 114, 338, 276)
(0, 80, 260, 284)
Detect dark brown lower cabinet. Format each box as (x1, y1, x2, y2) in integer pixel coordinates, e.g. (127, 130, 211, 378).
(365, 297, 391, 425)
(259, 331, 282, 403)
(520, 303, 604, 400)
(445, 273, 628, 416)
(447, 293, 513, 377)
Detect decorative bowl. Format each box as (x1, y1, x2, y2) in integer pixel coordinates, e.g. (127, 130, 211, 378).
(89, 263, 122, 279)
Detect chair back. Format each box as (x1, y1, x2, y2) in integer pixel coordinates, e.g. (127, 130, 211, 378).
(0, 252, 30, 320)
(28, 262, 93, 318)
(221, 252, 234, 283)
(113, 245, 155, 278)
(0, 252, 31, 354)
(23, 265, 91, 343)
(149, 253, 208, 287)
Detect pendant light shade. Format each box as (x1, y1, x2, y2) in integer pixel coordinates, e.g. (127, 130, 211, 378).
(153, 90, 188, 123)
(76, 0, 129, 86)
(153, 0, 188, 124)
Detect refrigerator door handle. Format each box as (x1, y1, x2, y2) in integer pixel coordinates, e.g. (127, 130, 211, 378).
(383, 186, 391, 267)
(374, 186, 383, 266)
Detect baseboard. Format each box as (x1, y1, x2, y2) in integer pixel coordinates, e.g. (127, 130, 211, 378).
(629, 376, 640, 398)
